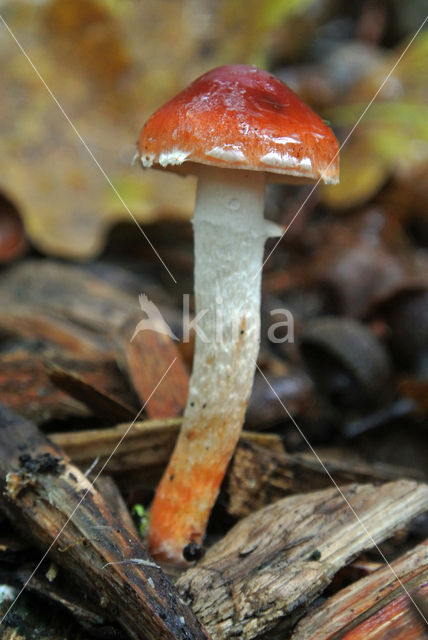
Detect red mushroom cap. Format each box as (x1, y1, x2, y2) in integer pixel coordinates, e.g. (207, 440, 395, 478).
(138, 64, 339, 184)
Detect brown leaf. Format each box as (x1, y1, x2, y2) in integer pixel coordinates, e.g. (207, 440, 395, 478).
(118, 314, 189, 418)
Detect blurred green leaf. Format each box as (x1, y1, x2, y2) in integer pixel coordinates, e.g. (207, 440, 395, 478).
(132, 503, 150, 538)
(324, 31, 428, 209)
(263, 0, 319, 26)
(218, 0, 319, 65)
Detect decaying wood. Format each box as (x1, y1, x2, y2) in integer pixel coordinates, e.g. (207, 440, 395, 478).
(0, 261, 134, 352)
(0, 562, 117, 638)
(50, 418, 283, 475)
(226, 440, 425, 518)
(0, 532, 31, 562)
(47, 362, 136, 422)
(0, 260, 189, 419)
(177, 481, 428, 640)
(0, 349, 88, 423)
(53, 417, 420, 512)
(0, 403, 210, 640)
(291, 539, 428, 639)
(117, 314, 189, 418)
(294, 448, 426, 482)
(0, 346, 142, 425)
(0, 531, 124, 636)
(0, 260, 151, 361)
(44, 353, 140, 410)
(50, 417, 182, 474)
(226, 440, 293, 518)
(95, 475, 137, 535)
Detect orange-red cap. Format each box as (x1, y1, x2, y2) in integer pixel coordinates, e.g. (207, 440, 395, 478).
(138, 64, 339, 185)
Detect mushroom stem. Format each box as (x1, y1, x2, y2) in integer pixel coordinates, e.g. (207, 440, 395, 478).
(148, 166, 279, 564)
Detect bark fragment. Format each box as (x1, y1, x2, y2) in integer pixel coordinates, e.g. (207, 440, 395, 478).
(0, 403, 211, 640)
(291, 539, 428, 639)
(177, 481, 428, 639)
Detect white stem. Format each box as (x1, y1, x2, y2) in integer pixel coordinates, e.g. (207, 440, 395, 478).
(148, 166, 277, 563)
(188, 166, 267, 440)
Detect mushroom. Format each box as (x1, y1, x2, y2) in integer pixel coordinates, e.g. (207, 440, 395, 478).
(137, 64, 339, 564)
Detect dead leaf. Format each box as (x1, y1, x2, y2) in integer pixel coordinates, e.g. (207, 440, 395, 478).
(0, 0, 320, 258)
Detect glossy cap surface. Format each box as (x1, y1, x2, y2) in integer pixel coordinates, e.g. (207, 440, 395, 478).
(138, 65, 339, 184)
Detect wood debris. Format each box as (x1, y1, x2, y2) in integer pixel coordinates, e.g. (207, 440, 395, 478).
(47, 361, 136, 422)
(50, 418, 282, 475)
(291, 539, 428, 639)
(226, 439, 424, 519)
(177, 481, 428, 639)
(0, 402, 210, 640)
